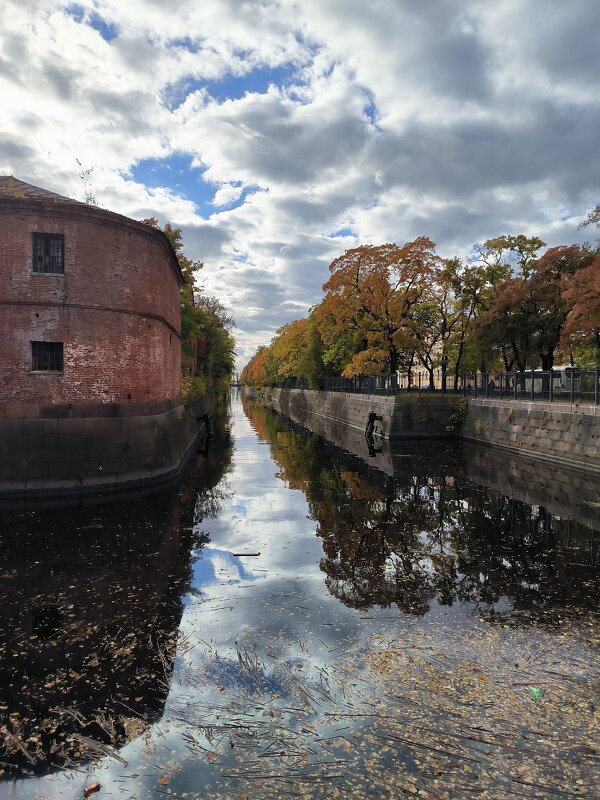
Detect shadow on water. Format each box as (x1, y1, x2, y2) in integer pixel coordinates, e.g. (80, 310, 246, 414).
(0, 405, 233, 778)
(242, 393, 600, 624)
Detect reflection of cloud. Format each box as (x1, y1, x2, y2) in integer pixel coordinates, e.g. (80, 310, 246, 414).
(189, 546, 263, 594)
(195, 645, 291, 696)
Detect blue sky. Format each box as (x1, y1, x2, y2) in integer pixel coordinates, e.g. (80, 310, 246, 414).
(1, 0, 599, 369)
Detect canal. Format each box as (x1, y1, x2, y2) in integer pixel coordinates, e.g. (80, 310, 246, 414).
(1, 391, 599, 799)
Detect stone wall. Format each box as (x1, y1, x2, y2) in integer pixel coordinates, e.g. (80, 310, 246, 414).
(0, 399, 211, 498)
(463, 398, 600, 473)
(247, 388, 600, 474)
(260, 387, 462, 439)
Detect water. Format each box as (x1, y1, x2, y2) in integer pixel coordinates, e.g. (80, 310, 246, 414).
(1, 392, 599, 799)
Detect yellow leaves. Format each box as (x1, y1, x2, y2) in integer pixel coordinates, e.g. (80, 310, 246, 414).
(270, 318, 310, 380)
(341, 348, 388, 378)
(321, 238, 442, 373)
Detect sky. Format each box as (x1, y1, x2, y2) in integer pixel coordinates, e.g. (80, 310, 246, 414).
(1, 0, 599, 371)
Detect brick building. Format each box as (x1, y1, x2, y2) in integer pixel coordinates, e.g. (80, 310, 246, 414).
(0, 177, 209, 496)
(0, 176, 183, 408)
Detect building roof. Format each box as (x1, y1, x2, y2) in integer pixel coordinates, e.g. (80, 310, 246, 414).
(0, 175, 92, 206)
(0, 176, 184, 284)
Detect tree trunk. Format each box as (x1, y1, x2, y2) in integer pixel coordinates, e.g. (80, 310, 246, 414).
(428, 366, 435, 391)
(389, 344, 398, 375)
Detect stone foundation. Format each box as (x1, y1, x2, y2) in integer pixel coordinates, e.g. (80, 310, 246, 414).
(0, 399, 212, 498)
(246, 388, 600, 474)
(463, 398, 600, 473)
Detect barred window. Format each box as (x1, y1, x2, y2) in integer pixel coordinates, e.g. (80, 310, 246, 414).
(32, 233, 64, 274)
(31, 341, 63, 372)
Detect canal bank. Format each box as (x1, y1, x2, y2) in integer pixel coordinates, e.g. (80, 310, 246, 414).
(3, 392, 600, 798)
(0, 397, 213, 498)
(245, 386, 600, 473)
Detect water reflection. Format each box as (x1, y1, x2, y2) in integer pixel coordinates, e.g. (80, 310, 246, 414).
(242, 395, 600, 622)
(0, 410, 233, 777)
(3, 394, 600, 798)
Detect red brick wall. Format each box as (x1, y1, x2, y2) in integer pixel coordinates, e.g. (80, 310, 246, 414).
(0, 207, 182, 405)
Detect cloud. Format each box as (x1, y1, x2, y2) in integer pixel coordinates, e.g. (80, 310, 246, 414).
(1, 0, 599, 369)
(211, 183, 243, 206)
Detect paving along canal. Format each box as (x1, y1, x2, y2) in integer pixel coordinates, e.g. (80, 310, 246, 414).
(1, 391, 599, 799)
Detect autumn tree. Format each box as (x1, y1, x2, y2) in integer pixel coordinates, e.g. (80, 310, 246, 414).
(459, 235, 546, 377)
(561, 253, 600, 361)
(270, 319, 310, 381)
(140, 217, 235, 398)
(240, 346, 269, 387)
(477, 245, 592, 372)
(320, 238, 440, 376)
(560, 207, 600, 360)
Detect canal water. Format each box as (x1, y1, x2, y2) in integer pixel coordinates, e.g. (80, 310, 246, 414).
(1, 392, 599, 799)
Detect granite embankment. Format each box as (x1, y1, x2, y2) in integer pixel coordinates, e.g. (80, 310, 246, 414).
(0, 397, 212, 497)
(245, 387, 600, 474)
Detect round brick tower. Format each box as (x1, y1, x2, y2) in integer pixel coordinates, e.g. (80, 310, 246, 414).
(0, 176, 183, 408)
(0, 177, 207, 497)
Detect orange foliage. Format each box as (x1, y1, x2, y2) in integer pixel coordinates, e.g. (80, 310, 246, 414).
(240, 346, 269, 386)
(270, 318, 309, 379)
(321, 238, 440, 375)
(562, 253, 600, 351)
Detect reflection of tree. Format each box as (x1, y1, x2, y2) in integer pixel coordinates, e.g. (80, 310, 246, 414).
(242, 396, 600, 619)
(318, 482, 440, 615)
(0, 406, 234, 777)
(188, 403, 235, 528)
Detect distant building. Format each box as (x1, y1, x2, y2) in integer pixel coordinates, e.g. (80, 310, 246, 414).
(0, 177, 207, 497)
(0, 176, 183, 407)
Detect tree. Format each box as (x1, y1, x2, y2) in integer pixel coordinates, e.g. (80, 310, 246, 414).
(76, 158, 97, 205)
(300, 313, 327, 389)
(410, 258, 466, 391)
(471, 234, 546, 279)
(561, 252, 600, 361)
(241, 346, 269, 387)
(194, 296, 235, 391)
(477, 245, 591, 372)
(464, 235, 546, 375)
(270, 319, 310, 381)
(140, 217, 234, 398)
(579, 204, 600, 232)
(321, 238, 440, 376)
(315, 299, 363, 376)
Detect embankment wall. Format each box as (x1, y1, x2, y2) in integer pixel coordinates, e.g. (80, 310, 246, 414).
(0, 398, 211, 498)
(463, 398, 600, 473)
(257, 387, 460, 439)
(247, 387, 600, 474)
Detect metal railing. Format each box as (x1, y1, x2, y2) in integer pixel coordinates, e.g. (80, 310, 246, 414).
(274, 369, 600, 405)
(273, 378, 309, 390)
(460, 369, 600, 405)
(324, 374, 399, 395)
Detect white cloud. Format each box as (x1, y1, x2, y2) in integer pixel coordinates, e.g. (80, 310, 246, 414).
(211, 183, 243, 206)
(1, 0, 599, 370)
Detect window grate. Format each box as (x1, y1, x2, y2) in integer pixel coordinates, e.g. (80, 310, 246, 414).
(32, 233, 64, 274)
(31, 341, 63, 372)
